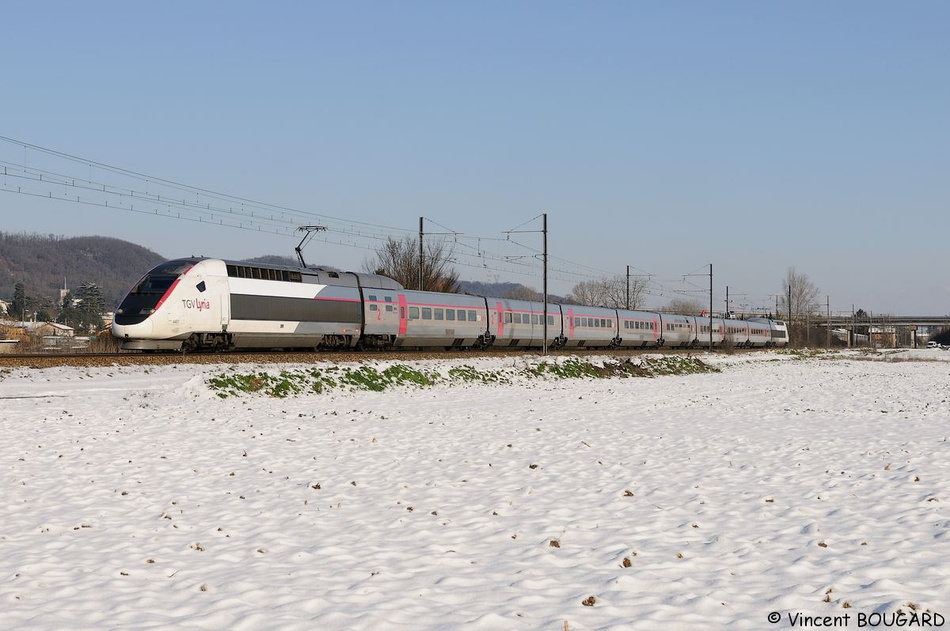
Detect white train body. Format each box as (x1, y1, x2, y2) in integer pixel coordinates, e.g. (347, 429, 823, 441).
(113, 257, 790, 352)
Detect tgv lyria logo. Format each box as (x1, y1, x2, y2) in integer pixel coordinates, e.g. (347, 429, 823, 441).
(181, 298, 212, 311)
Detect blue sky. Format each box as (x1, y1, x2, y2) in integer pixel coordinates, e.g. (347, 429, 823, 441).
(2, 1, 947, 314)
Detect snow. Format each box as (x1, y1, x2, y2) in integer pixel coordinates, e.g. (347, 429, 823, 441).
(2, 350, 949, 630)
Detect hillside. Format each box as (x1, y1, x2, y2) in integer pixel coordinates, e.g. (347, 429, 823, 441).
(0, 233, 166, 308)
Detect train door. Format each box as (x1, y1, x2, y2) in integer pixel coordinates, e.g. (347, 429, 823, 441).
(398, 294, 408, 336)
(495, 301, 505, 339)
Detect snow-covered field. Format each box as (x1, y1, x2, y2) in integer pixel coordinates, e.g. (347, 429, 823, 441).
(2, 350, 949, 630)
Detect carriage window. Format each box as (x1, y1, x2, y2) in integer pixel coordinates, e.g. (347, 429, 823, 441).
(446, 309, 455, 321)
(532, 314, 539, 325)
(505, 312, 512, 323)
(468, 310, 476, 321)
(434, 308, 444, 320)
(370, 304, 378, 311)
(456, 310, 466, 321)
(513, 313, 521, 324)
(385, 296, 394, 312)
(409, 306, 420, 319)
(421, 307, 432, 320)
(547, 315, 554, 325)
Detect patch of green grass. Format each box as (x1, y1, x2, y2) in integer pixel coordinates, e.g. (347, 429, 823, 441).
(206, 355, 720, 398)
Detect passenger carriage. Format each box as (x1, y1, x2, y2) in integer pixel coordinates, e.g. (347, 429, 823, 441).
(562, 305, 620, 348)
(657, 313, 698, 347)
(489, 298, 564, 348)
(615, 309, 662, 348)
(394, 291, 491, 349)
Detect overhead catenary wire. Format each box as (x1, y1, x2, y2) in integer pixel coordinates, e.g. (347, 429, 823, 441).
(1, 135, 718, 302)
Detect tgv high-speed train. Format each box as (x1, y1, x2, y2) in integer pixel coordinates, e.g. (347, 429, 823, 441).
(112, 257, 789, 352)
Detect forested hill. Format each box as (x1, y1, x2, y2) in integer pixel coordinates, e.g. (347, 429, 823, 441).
(0, 233, 166, 308)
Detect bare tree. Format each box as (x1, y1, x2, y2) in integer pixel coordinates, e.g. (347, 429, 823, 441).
(660, 297, 704, 315)
(778, 267, 821, 347)
(363, 236, 460, 293)
(778, 267, 820, 321)
(567, 276, 647, 309)
(567, 279, 606, 307)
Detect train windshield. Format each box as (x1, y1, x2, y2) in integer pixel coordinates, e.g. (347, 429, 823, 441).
(131, 261, 194, 295)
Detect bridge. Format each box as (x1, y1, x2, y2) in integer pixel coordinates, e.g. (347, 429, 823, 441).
(822, 315, 950, 328)
(801, 314, 950, 349)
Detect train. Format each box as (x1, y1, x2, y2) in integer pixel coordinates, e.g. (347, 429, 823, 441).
(112, 257, 789, 352)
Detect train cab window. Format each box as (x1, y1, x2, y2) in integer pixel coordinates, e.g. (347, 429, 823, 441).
(421, 307, 432, 320)
(196, 281, 206, 292)
(446, 309, 455, 321)
(468, 310, 477, 321)
(434, 308, 444, 320)
(409, 306, 420, 319)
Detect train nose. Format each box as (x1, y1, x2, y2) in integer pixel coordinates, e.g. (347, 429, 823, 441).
(112, 318, 154, 339)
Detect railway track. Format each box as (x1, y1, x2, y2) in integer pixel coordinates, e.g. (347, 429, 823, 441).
(0, 346, 736, 369)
